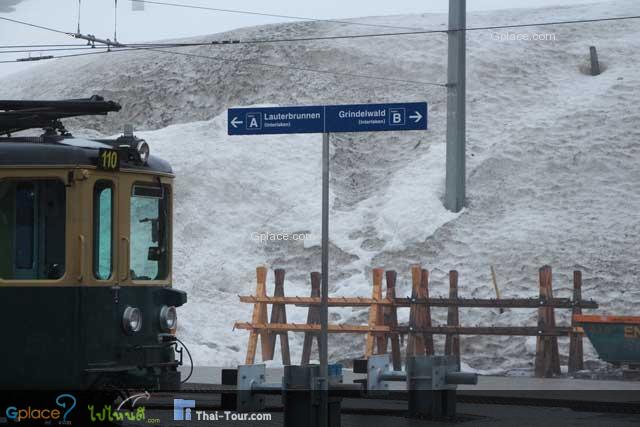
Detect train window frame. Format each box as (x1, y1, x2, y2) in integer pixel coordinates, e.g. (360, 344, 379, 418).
(129, 182, 170, 282)
(0, 177, 67, 282)
(93, 180, 114, 281)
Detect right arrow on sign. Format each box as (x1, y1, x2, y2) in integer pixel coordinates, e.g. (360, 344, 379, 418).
(409, 111, 423, 123)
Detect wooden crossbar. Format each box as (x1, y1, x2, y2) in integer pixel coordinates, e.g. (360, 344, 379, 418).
(235, 322, 575, 336)
(237, 295, 597, 309)
(236, 265, 595, 377)
(236, 322, 391, 333)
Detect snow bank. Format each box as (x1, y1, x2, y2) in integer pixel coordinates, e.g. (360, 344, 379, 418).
(128, 111, 455, 366)
(2, 0, 639, 373)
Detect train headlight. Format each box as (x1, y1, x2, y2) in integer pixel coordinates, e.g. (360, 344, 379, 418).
(123, 306, 143, 334)
(136, 140, 150, 165)
(159, 305, 177, 331)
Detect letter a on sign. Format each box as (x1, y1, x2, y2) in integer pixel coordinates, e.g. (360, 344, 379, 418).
(246, 113, 262, 130)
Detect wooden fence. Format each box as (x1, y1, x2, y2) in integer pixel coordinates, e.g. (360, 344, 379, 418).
(234, 265, 597, 378)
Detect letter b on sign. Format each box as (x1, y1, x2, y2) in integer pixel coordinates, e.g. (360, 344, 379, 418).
(389, 108, 405, 126)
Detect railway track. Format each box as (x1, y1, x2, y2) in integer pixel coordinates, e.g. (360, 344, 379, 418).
(147, 383, 640, 415)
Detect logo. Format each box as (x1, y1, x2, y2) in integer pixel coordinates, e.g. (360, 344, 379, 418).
(87, 405, 147, 423)
(5, 394, 76, 423)
(88, 391, 155, 424)
(174, 399, 195, 421)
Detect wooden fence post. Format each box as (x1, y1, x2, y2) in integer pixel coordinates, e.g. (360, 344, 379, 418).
(385, 270, 402, 371)
(535, 266, 560, 377)
(445, 270, 461, 369)
(407, 265, 424, 356)
(548, 268, 561, 375)
(421, 269, 435, 355)
(245, 266, 269, 365)
(568, 270, 584, 374)
(366, 268, 385, 357)
(301, 272, 321, 365)
(265, 268, 291, 365)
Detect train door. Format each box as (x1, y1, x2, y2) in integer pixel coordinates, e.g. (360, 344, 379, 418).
(80, 172, 122, 386)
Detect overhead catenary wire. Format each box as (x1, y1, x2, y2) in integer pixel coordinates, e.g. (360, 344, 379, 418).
(2, 14, 640, 51)
(0, 12, 447, 86)
(0, 49, 112, 64)
(0, 44, 446, 87)
(2, 13, 640, 87)
(128, 0, 428, 31)
(0, 16, 73, 36)
(0, 44, 90, 49)
(135, 45, 447, 87)
(0, 46, 100, 54)
(124, 14, 640, 47)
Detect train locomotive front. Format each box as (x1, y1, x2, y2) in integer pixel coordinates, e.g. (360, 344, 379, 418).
(0, 96, 188, 391)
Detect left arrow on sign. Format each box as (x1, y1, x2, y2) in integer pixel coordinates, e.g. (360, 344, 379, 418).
(230, 116, 243, 128)
(409, 111, 423, 123)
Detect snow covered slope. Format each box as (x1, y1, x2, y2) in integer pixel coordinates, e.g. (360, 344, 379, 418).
(2, 1, 639, 373)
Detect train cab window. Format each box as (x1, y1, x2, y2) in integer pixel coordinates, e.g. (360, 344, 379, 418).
(94, 181, 113, 280)
(0, 180, 66, 280)
(130, 183, 169, 281)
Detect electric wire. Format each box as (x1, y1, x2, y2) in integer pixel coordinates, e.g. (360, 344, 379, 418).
(128, 0, 427, 31)
(0, 47, 100, 54)
(0, 16, 73, 36)
(0, 44, 89, 49)
(0, 43, 445, 86)
(139, 45, 447, 86)
(2, 14, 640, 51)
(126, 14, 640, 47)
(0, 49, 111, 64)
(2, 13, 640, 87)
(175, 337, 194, 384)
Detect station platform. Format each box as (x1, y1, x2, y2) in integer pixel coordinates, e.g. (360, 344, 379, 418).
(117, 367, 640, 426)
(183, 366, 640, 393)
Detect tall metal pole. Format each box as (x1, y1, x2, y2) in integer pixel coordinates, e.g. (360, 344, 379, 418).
(445, 0, 466, 213)
(319, 132, 330, 426)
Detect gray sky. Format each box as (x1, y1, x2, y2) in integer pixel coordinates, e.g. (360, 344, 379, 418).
(0, 0, 615, 78)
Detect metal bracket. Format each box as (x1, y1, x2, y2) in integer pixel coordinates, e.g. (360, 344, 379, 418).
(237, 364, 267, 413)
(367, 354, 393, 391)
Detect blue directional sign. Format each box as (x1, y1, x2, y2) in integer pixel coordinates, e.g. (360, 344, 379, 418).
(228, 106, 324, 135)
(325, 102, 427, 133)
(228, 102, 427, 135)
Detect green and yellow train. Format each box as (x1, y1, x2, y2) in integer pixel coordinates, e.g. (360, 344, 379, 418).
(0, 96, 188, 391)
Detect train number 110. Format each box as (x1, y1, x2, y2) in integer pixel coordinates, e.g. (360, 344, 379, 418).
(98, 148, 120, 171)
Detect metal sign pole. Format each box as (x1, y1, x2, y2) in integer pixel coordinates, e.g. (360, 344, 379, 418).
(445, 0, 466, 213)
(319, 131, 330, 426)
(227, 104, 427, 426)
